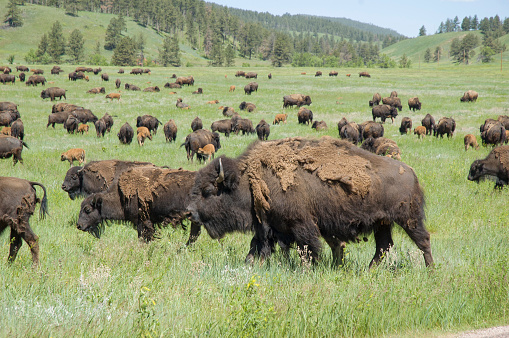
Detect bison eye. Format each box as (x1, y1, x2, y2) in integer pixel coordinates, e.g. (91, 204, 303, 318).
(84, 206, 92, 214)
(72, 175, 78, 180)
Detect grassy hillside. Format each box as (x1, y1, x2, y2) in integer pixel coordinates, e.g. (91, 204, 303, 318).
(382, 31, 509, 66)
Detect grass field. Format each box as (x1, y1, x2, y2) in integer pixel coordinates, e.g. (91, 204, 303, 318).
(0, 63, 508, 337)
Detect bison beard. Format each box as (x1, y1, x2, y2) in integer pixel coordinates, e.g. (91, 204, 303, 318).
(187, 136, 433, 269)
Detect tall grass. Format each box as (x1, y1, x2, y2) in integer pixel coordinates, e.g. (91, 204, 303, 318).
(0, 64, 508, 336)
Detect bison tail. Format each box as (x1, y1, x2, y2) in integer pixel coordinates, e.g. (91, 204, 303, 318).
(22, 141, 29, 149)
(30, 181, 49, 219)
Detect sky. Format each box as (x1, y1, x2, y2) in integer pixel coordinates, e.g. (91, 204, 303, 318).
(209, 0, 509, 37)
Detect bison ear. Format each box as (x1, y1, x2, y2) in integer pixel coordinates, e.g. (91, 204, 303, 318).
(92, 196, 102, 211)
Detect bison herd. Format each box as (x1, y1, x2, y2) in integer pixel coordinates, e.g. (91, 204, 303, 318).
(0, 65, 504, 271)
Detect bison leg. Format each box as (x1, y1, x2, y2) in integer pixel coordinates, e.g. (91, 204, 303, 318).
(8, 229, 22, 263)
(324, 237, 346, 267)
(137, 220, 155, 242)
(9, 221, 39, 266)
(369, 220, 394, 269)
(185, 221, 201, 246)
(400, 220, 434, 267)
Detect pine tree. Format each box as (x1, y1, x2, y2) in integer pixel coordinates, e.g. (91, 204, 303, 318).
(224, 43, 235, 67)
(433, 46, 442, 62)
(111, 36, 136, 66)
(36, 33, 48, 59)
(68, 29, 85, 63)
(159, 35, 180, 67)
(48, 21, 66, 63)
(461, 17, 471, 31)
(398, 54, 411, 68)
(104, 15, 124, 50)
(450, 33, 479, 64)
(471, 15, 479, 30)
(418, 25, 426, 36)
(424, 48, 432, 63)
(4, 0, 23, 27)
(271, 33, 292, 67)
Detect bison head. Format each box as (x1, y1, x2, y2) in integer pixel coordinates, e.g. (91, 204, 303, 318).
(77, 194, 104, 237)
(61, 166, 84, 200)
(40, 90, 48, 99)
(468, 160, 484, 182)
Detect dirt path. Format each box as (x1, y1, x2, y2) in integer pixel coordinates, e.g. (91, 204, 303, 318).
(455, 325, 509, 337)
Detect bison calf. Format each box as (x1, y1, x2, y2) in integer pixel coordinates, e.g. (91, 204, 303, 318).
(273, 113, 288, 125)
(61, 148, 85, 167)
(137, 127, 152, 146)
(197, 144, 215, 164)
(464, 134, 479, 151)
(414, 126, 427, 139)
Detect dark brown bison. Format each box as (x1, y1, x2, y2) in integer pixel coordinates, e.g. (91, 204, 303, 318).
(192, 87, 203, 94)
(176, 76, 194, 86)
(434, 117, 456, 138)
(93, 68, 102, 75)
(460, 90, 478, 102)
(115, 79, 121, 89)
(76, 167, 200, 245)
(0, 135, 29, 165)
(187, 137, 433, 268)
(382, 97, 402, 111)
(337, 117, 349, 132)
(359, 121, 384, 140)
(94, 119, 107, 137)
(399, 117, 413, 135)
(32, 69, 44, 75)
(245, 72, 257, 79)
(255, 119, 270, 141)
(339, 122, 360, 145)
(233, 118, 255, 135)
(143, 68, 151, 74)
(468, 146, 509, 188)
(497, 115, 509, 130)
(372, 104, 398, 123)
(16, 65, 29, 72)
(71, 108, 98, 124)
(130, 68, 143, 75)
(361, 137, 401, 160)
(421, 114, 436, 135)
(359, 72, 371, 77)
(222, 106, 236, 117)
(480, 119, 506, 147)
(0, 101, 18, 113)
(64, 115, 79, 134)
(297, 107, 313, 125)
(75, 67, 87, 72)
(18, 72, 25, 82)
(176, 98, 190, 109)
(283, 94, 312, 108)
(101, 73, 109, 81)
(235, 71, 246, 77)
(0, 177, 48, 266)
(118, 68, 124, 74)
(239, 101, 256, 112)
(312, 120, 328, 131)
(164, 82, 181, 89)
(0, 66, 11, 73)
(26, 75, 46, 86)
(164, 119, 178, 143)
(136, 115, 162, 135)
(408, 97, 422, 111)
(144, 86, 160, 92)
(191, 117, 203, 132)
(87, 87, 106, 94)
(244, 82, 258, 95)
(0, 74, 15, 84)
(369, 93, 381, 107)
(181, 129, 221, 162)
(117, 122, 134, 145)
(47, 111, 73, 128)
(315, 71, 322, 77)
(61, 160, 154, 200)
(51, 66, 63, 75)
(0, 110, 20, 127)
(211, 119, 233, 138)
(41, 87, 66, 101)
(124, 83, 140, 91)
(10, 119, 24, 140)
(329, 71, 338, 76)
(268, 73, 272, 79)
(390, 91, 398, 98)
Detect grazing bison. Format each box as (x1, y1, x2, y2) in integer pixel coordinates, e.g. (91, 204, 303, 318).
(0, 110, 20, 127)
(468, 146, 509, 188)
(312, 120, 328, 131)
(361, 137, 401, 160)
(0, 135, 28, 165)
(235, 71, 246, 77)
(118, 68, 124, 74)
(106, 93, 121, 101)
(315, 71, 322, 77)
(480, 119, 506, 147)
(329, 71, 338, 76)
(229, 85, 235, 92)
(244, 82, 258, 95)
(197, 144, 215, 164)
(222, 106, 236, 117)
(32, 69, 44, 75)
(94, 119, 107, 138)
(283, 94, 312, 108)
(414, 126, 426, 139)
(255, 120, 270, 141)
(61, 160, 155, 200)
(298, 108, 313, 125)
(18, 72, 25, 82)
(339, 122, 360, 145)
(78, 124, 89, 134)
(176, 76, 194, 86)
(26, 75, 46, 86)
(64, 115, 79, 134)
(76, 167, 200, 244)
(71, 109, 98, 124)
(408, 97, 422, 111)
(233, 118, 255, 135)
(359, 72, 371, 77)
(16, 65, 29, 72)
(382, 97, 403, 111)
(369, 93, 381, 107)
(115, 79, 121, 89)
(245, 72, 257, 79)
(399, 117, 413, 135)
(337, 117, 349, 132)
(136, 115, 162, 135)
(191, 117, 203, 132)
(181, 129, 221, 162)
(460, 90, 478, 103)
(41, 87, 66, 101)
(144, 86, 160, 92)
(130, 68, 143, 75)
(51, 66, 63, 75)
(137, 127, 152, 146)
(390, 91, 398, 98)
(434, 117, 456, 138)
(164, 119, 178, 143)
(61, 148, 85, 166)
(211, 119, 233, 138)
(239, 101, 256, 112)
(464, 134, 479, 151)
(372, 104, 398, 123)
(187, 137, 434, 268)
(273, 114, 287, 125)
(0, 177, 48, 266)
(0, 101, 18, 112)
(47, 111, 73, 128)
(421, 114, 436, 136)
(87, 87, 106, 94)
(93, 68, 102, 75)
(117, 122, 134, 145)
(101, 73, 109, 81)
(359, 121, 384, 140)
(0, 74, 15, 84)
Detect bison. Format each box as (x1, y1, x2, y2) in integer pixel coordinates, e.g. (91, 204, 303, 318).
(460, 90, 478, 103)
(245, 72, 257, 79)
(181, 129, 221, 162)
(464, 134, 479, 151)
(71, 108, 98, 124)
(18, 72, 25, 82)
(115, 79, 121, 89)
(369, 93, 381, 107)
(0, 177, 48, 266)
(144, 86, 160, 92)
(329, 71, 338, 76)
(164, 119, 178, 143)
(192, 87, 203, 94)
(283, 94, 312, 108)
(26, 75, 46, 86)
(339, 122, 360, 145)
(414, 126, 426, 139)
(372, 104, 398, 123)
(164, 82, 181, 89)
(421, 114, 436, 136)
(273, 114, 287, 125)
(76, 167, 200, 244)
(78, 124, 89, 135)
(101, 73, 109, 81)
(468, 146, 509, 188)
(359, 121, 384, 140)
(233, 118, 255, 135)
(222, 106, 236, 117)
(235, 71, 246, 77)
(480, 119, 506, 147)
(382, 97, 402, 111)
(41, 87, 66, 101)
(359, 72, 371, 77)
(87, 87, 106, 94)
(176, 76, 194, 86)
(298, 108, 313, 125)
(315, 71, 322, 77)
(100, 113, 114, 132)
(16, 65, 29, 72)
(399, 117, 413, 135)
(255, 120, 270, 141)
(0, 135, 29, 165)
(47, 111, 73, 128)
(0, 110, 20, 127)
(435, 117, 456, 138)
(136, 115, 162, 135)
(94, 119, 107, 138)
(106, 93, 121, 101)
(211, 119, 233, 138)
(191, 117, 203, 132)
(312, 120, 328, 131)
(361, 137, 401, 160)
(117, 122, 134, 145)
(0, 74, 15, 84)
(197, 144, 215, 164)
(239, 101, 256, 112)
(61, 148, 85, 166)
(64, 115, 79, 134)
(244, 82, 258, 95)
(186, 137, 434, 268)
(408, 97, 422, 111)
(137, 127, 152, 146)
(176, 98, 190, 109)
(124, 83, 140, 91)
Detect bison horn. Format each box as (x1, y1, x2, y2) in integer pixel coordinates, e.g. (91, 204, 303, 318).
(216, 158, 224, 184)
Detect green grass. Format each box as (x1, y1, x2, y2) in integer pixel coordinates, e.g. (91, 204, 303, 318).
(0, 64, 509, 337)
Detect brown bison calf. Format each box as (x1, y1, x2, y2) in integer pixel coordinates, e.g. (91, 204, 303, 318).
(78, 124, 89, 134)
(229, 85, 235, 92)
(414, 126, 427, 139)
(1, 127, 11, 136)
(0, 177, 48, 266)
(137, 127, 152, 146)
(464, 134, 479, 151)
(273, 113, 288, 125)
(106, 93, 121, 102)
(197, 144, 216, 164)
(61, 148, 86, 167)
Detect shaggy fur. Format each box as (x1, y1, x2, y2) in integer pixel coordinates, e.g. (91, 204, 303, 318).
(297, 108, 313, 125)
(255, 120, 270, 141)
(136, 115, 162, 135)
(164, 120, 178, 143)
(435, 117, 456, 138)
(468, 145, 509, 188)
(359, 121, 384, 140)
(191, 117, 203, 132)
(361, 137, 401, 160)
(399, 117, 413, 135)
(372, 105, 398, 123)
(211, 119, 232, 138)
(283, 94, 312, 108)
(421, 114, 436, 136)
(117, 122, 134, 145)
(340, 122, 360, 145)
(369, 93, 381, 107)
(408, 97, 421, 111)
